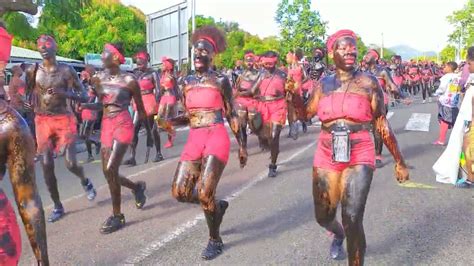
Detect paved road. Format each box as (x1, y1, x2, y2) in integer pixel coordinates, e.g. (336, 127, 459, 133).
(14, 97, 473, 265)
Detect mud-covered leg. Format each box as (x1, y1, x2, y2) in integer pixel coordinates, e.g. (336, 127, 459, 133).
(340, 165, 374, 266)
(373, 129, 383, 168)
(313, 167, 346, 260)
(198, 156, 228, 260)
(149, 116, 163, 162)
(236, 108, 249, 168)
(171, 160, 201, 203)
(40, 149, 64, 223)
(64, 143, 96, 201)
(268, 123, 282, 177)
(123, 113, 140, 166)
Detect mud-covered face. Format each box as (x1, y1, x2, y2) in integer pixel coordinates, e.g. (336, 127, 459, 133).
(333, 37, 358, 72)
(262, 59, 277, 71)
(194, 40, 214, 72)
(136, 57, 148, 71)
(363, 51, 377, 65)
(101, 46, 119, 69)
(244, 55, 255, 69)
(37, 36, 57, 60)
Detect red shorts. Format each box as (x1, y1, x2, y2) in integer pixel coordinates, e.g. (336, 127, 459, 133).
(81, 109, 97, 121)
(133, 94, 158, 116)
(159, 94, 177, 106)
(313, 131, 375, 172)
(235, 96, 258, 111)
(180, 123, 230, 163)
(101, 111, 134, 148)
(0, 193, 21, 266)
(259, 98, 287, 125)
(35, 114, 77, 153)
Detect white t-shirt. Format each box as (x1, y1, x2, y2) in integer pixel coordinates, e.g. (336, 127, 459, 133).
(435, 72, 461, 108)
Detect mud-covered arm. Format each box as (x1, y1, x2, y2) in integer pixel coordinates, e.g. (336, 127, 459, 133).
(306, 80, 322, 120)
(81, 77, 103, 110)
(7, 125, 49, 265)
(128, 75, 152, 146)
(381, 69, 402, 97)
(371, 78, 407, 169)
(219, 75, 240, 136)
(66, 66, 88, 103)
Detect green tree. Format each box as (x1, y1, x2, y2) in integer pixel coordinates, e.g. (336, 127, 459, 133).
(447, 0, 473, 48)
(440, 45, 456, 62)
(275, 0, 327, 55)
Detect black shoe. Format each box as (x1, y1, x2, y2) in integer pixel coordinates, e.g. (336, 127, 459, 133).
(86, 155, 94, 163)
(100, 214, 125, 234)
(375, 159, 383, 168)
(201, 239, 224, 260)
(133, 181, 147, 209)
(122, 157, 137, 166)
(268, 164, 277, 178)
(48, 206, 65, 223)
(153, 153, 164, 163)
(330, 237, 345, 260)
(82, 178, 97, 201)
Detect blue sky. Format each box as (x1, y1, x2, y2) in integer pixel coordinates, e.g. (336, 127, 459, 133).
(121, 0, 467, 52)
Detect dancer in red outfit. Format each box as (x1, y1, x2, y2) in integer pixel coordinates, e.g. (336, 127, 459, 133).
(79, 66, 101, 163)
(307, 29, 409, 265)
(157, 56, 178, 149)
(123, 51, 162, 166)
(83, 43, 151, 233)
(233, 50, 262, 167)
(25, 34, 97, 222)
(286, 50, 308, 139)
(258, 51, 288, 177)
(171, 26, 242, 260)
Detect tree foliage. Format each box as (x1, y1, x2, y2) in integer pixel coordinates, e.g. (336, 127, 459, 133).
(2, 0, 145, 59)
(189, 15, 285, 69)
(447, 0, 473, 48)
(275, 0, 327, 55)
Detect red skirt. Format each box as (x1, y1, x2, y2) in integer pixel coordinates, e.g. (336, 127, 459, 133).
(100, 111, 134, 148)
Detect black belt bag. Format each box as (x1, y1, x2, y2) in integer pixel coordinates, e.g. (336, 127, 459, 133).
(322, 122, 372, 163)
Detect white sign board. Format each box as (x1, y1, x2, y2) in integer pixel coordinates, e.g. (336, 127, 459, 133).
(146, 1, 188, 69)
(84, 53, 135, 71)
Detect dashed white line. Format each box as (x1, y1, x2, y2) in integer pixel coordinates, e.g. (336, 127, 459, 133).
(387, 111, 394, 120)
(123, 141, 317, 265)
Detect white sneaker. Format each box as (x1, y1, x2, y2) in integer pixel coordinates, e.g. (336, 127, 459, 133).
(428, 97, 432, 103)
(422, 100, 426, 104)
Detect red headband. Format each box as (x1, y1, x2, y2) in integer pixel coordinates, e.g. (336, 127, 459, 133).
(161, 57, 173, 71)
(135, 51, 148, 61)
(105, 43, 125, 64)
(245, 52, 255, 58)
(197, 37, 217, 52)
(326, 29, 357, 54)
(367, 49, 380, 60)
(261, 57, 278, 64)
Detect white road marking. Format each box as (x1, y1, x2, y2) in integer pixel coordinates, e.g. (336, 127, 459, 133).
(123, 142, 317, 265)
(405, 113, 431, 132)
(387, 111, 394, 120)
(43, 158, 180, 211)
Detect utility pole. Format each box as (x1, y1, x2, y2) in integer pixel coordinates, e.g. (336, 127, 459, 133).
(190, 0, 196, 71)
(381, 32, 384, 59)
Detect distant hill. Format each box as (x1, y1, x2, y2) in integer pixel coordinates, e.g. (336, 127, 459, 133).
(390, 45, 436, 60)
